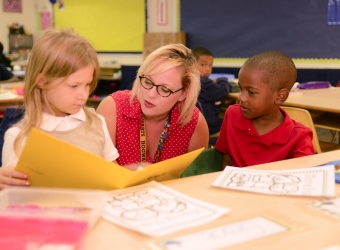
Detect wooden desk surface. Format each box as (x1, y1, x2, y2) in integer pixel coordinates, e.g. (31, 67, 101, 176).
(11, 59, 121, 69)
(228, 87, 340, 114)
(0, 96, 23, 105)
(83, 150, 340, 250)
(284, 88, 340, 114)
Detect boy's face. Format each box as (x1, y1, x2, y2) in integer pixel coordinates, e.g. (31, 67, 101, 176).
(237, 67, 279, 120)
(196, 55, 213, 77)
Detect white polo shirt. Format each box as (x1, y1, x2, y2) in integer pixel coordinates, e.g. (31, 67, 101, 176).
(2, 108, 119, 167)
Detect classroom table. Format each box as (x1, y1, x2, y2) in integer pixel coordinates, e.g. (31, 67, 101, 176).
(228, 87, 340, 114)
(82, 150, 340, 250)
(0, 96, 23, 117)
(284, 88, 340, 114)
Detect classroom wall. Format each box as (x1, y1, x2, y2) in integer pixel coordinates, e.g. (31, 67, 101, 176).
(0, 0, 52, 53)
(2, 0, 338, 71)
(181, 1, 340, 60)
(0, 0, 177, 65)
(147, 0, 177, 32)
(98, 0, 178, 65)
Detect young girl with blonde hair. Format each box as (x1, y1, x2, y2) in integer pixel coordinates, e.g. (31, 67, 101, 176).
(0, 29, 119, 189)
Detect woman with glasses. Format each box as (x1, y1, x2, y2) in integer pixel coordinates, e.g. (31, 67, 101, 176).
(96, 44, 209, 170)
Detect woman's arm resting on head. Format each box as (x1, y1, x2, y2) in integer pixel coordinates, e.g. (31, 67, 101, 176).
(188, 112, 209, 152)
(0, 167, 29, 189)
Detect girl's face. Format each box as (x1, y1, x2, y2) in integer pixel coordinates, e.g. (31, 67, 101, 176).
(140, 68, 187, 120)
(43, 65, 94, 117)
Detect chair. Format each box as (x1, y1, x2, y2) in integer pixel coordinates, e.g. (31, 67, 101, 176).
(312, 113, 340, 144)
(196, 100, 220, 147)
(281, 106, 322, 154)
(181, 147, 223, 178)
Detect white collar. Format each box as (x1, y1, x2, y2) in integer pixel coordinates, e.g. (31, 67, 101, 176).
(41, 108, 86, 131)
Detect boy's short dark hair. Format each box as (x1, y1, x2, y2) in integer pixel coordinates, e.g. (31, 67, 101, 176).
(192, 47, 213, 60)
(242, 50, 297, 91)
(0, 42, 3, 54)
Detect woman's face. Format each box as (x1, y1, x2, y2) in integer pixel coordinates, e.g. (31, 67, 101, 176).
(139, 68, 187, 120)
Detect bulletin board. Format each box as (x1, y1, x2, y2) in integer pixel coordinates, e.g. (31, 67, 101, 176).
(54, 0, 146, 52)
(180, 0, 340, 60)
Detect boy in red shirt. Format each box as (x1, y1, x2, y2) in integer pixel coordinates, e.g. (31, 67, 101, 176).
(215, 50, 314, 168)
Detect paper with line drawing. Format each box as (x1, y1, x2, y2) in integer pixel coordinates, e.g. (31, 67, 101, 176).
(151, 216, 288, 250)
(213, 166, 335, 197)
(103, 181, 229, 236)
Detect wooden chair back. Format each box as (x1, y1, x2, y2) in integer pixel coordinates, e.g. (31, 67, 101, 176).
(281, 106, 322, 154)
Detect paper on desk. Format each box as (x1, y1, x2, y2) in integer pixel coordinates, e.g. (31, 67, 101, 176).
(103, 181, 230, 237)
(150, 216, 288, 250)
(212, 166, 335, 197)
(316, 159, 340, 183)
(0, 92, 17, 99)
(307, 196, 340, 218)
(15, 128, 204, 190)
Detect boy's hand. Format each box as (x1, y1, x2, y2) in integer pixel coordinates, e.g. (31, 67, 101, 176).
(0, 167, 29, 189)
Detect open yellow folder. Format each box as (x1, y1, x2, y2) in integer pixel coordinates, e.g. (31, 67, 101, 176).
(15, 128, 204, 190)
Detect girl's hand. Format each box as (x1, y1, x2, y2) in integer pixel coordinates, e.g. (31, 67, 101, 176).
(0, 167, 29, 189)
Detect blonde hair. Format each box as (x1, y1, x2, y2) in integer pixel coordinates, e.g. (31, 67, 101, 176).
(131, 44, 200, 126)
(14, 29, 100, 156)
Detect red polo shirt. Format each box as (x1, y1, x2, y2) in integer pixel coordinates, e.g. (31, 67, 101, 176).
(215, 105, 314, 167)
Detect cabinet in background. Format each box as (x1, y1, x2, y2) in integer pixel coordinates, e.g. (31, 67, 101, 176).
(9, 34, 33, 60)
(87, 63, 121, 108)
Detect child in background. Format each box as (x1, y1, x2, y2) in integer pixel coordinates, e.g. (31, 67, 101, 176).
(192, 47, 230, 136)
(0, 29, 119, 189)
(215, 50, 314, 168)
(0, 42, 11, 69)
(0, 64, 15, 81)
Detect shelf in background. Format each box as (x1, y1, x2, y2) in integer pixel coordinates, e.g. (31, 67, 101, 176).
(99, 76, 121, 81)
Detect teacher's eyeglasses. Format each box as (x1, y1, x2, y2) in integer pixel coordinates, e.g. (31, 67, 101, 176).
(139, 76, 184, 97)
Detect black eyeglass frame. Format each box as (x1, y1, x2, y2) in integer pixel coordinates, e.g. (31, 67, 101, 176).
(139, 75, 184, 97)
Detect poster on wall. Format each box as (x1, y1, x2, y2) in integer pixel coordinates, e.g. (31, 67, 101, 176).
(37, 12, 51, 30)
(157, 0, 167, 25)
(327, 0, 340, 25)
(2, 0, 22, 13)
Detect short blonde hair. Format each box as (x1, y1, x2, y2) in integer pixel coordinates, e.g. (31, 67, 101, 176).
(131, 44, 200, 126)
(14, 29, 100, 155)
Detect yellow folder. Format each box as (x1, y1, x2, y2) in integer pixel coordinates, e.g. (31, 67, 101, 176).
(15, 128, 204, 190)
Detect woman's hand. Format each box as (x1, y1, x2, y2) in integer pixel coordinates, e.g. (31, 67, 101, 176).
(0, 167, 29, 189)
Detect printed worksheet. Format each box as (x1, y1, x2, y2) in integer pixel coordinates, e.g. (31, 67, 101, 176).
(307, 196, 340, 218)
(212, 166, 335, 197)
(150, 216, 288, 250)
(103, 181, 230, 236)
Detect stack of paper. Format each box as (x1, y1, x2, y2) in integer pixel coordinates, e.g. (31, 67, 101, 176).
(212, 166, 335, 197)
